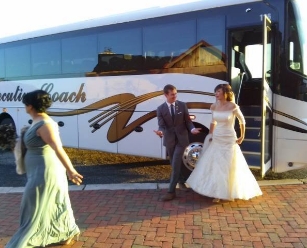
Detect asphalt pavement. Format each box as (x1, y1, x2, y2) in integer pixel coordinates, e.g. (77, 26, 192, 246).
(0, 150, 171, 187)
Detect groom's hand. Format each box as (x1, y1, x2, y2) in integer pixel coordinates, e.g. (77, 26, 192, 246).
(154, 130, 163, 138)
(191, 128, 201, 134)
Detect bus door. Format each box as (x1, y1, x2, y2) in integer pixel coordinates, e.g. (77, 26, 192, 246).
(260, 14, 273, 177)
(229, 15, 274, 177)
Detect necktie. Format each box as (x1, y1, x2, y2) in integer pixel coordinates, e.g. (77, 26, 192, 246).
(170, 104, 175, 121)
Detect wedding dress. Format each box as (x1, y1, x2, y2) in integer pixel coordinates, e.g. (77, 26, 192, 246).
(186, 105, 262, 201)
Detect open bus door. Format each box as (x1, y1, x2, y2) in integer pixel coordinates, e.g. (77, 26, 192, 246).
(230, 20, 274, 177)
(260, 14, 273, 177)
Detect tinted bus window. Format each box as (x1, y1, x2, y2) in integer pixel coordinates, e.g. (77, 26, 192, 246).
(143, 20, 196, 69)
(0, 49, 4, 78)
(62, 35, 97, 74)
(5, 45, 31, 78)
(197, 16, 225, 54)
(97, 28, 142, 71)
(196, 16, 226, 80)
(31, 40, 61, 76)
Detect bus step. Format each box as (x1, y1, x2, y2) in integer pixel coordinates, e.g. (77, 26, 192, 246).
(245, 127, 261, 139)
(244, 116, 262, 127)
(240, 105, 262, 116)
(240, 139, 261, 152)
(243, 152, 261, 167)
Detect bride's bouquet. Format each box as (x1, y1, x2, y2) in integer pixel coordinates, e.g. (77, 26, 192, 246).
(0, 124, 17, 150)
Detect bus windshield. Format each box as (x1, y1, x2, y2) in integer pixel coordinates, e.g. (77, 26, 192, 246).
(288, 0, 307, 77)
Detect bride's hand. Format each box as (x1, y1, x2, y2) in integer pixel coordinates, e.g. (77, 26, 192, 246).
(236, 137, 244, 144)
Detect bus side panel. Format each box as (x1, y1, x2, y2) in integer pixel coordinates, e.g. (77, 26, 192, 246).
(273, 95, 307, 172)
(16, 107, 30, 133)
(118, 117, 162, 158)
(51, 112, 79, 148)
(275, 139, 307, 172)
(78, 110, 118, 153)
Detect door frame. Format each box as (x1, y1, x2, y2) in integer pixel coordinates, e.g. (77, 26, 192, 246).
(260, 14, 274, 177)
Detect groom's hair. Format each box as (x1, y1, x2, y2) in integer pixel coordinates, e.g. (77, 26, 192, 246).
(163, 84, 177, 94)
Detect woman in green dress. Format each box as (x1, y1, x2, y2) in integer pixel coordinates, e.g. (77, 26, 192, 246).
(6, 90, 83, 247)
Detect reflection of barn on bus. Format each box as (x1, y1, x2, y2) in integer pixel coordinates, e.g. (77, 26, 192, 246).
(90, 40, 226, 80)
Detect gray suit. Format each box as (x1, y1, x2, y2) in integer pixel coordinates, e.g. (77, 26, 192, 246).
(157, 100, 195, 193)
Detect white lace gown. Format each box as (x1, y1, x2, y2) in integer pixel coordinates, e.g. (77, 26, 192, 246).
(186, 106, 262, 201)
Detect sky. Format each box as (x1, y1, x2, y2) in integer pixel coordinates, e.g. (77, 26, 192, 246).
(0, 0, 199, 39)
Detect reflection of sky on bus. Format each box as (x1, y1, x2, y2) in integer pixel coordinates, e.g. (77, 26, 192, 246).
(0, 0, 200, 39)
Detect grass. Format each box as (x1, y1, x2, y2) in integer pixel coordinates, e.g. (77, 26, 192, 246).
(64, 148, 160, 166)
(64, 148, 307, 181)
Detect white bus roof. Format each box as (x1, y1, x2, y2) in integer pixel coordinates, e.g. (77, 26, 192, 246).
(0, 0, 262, 44)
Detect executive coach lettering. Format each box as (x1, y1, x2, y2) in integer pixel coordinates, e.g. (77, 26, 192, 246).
(41, 83, 86, 103)
(0, 86, 25, 102)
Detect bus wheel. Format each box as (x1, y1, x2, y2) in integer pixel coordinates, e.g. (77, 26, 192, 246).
(182, 142, 203, 170)
(0, 113, 16, 129)
(180, 122, 209, 180)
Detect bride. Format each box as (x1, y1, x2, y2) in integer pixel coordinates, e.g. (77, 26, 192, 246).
(186, 84, 262, 202)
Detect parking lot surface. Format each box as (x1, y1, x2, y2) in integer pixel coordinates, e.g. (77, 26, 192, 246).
(1, 183, 307, 247)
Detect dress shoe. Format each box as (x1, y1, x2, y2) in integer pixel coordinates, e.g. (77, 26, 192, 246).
(178, 182, 188, 191)
(161, 192, 176, 201)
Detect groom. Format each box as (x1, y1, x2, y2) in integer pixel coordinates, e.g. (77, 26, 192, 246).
(154, 84, 200, 201)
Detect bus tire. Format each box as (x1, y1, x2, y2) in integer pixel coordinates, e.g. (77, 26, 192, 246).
(181, 122, 209, 180)
(0, 113, 16, 130)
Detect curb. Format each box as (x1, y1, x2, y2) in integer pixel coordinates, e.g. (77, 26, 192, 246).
(0, 179, 304, 194)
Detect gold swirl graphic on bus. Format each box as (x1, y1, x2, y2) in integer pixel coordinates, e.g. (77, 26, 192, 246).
(48, 90, 214, 143)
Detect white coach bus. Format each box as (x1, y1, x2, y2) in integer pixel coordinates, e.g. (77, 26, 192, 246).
(0, 0, 306, 177)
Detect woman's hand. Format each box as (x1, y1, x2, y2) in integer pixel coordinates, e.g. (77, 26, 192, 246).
(236, 137, 244, 145)
(67, 169, 83, 185)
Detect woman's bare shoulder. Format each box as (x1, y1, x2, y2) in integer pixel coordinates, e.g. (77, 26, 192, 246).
(227, 102, 237, 110)
(210, 103, 216, 111)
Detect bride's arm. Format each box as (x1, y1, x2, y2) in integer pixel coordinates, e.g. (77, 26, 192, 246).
(234, 106, 246, 144)
(208, 104, 216, 139)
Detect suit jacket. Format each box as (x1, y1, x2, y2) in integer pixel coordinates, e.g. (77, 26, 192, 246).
(157, 100, 194, 148)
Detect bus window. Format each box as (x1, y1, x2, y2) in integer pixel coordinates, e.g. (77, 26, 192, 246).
(98, 28, 142, 71)
(31, 40, 61, 76)
(287, 0, 307, 77)
(197, 16, 225, 54)
(143, 20, 196, 69)
(62, 34, 97, 74)
(5, 45, 31, 78)
(245, 45, 262, 79)
(245, 44, 272, 82)
(0, 49, 4, 78)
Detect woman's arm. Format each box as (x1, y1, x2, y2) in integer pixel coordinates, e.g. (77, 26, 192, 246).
(237, 123, 245, 144)
(234, 106, 246, 144)
(37, 122, 83, 185)
(209, 104, 216, 135)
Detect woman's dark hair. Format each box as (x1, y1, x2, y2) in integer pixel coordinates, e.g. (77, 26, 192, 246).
(214, 84, 235, 102)
(22, 90, 52, 113)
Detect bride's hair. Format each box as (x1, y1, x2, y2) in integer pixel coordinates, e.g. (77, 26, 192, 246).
(214, 84, 235, 102)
